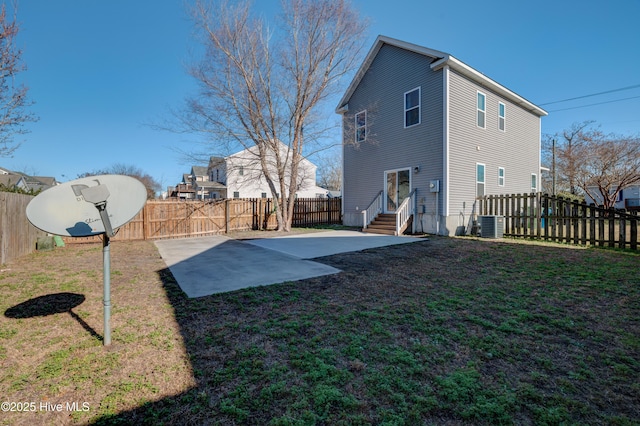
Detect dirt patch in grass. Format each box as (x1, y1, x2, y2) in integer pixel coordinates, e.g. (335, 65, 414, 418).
(0, 235, 638, 425)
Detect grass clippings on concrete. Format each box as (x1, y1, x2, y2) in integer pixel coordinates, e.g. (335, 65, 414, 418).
(0, 235, 638, 425)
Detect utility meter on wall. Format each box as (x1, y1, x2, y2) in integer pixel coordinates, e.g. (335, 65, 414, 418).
(429, 180, 440, 193)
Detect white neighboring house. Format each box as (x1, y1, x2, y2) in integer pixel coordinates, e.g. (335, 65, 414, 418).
(585, 184, 640, 210)
(204, 141, 328, 199)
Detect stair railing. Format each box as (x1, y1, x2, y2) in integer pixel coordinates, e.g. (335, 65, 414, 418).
(362, 190, 383, 229)
(396, 189, 417, 235)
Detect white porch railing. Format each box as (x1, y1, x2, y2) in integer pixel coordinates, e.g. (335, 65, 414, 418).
(362, 190, 383, 229)
(396, 189, 417, 235)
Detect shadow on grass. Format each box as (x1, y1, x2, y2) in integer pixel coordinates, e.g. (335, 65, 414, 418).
(4, 292, 102, 342)
(90, 238, 640, 425)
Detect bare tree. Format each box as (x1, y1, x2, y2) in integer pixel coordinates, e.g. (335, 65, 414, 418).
(316, 148, 342, 191)
(0, 3, 36, 157)
(575, 135, 640, 209)
(544, 121, 602, 195)
(78, 163, 162, 199)
(545, 121, 640, 208)
(181, 0, 367, 231)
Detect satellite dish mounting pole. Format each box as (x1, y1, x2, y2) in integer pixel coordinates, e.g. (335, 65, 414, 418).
(80, 184, 116, 346)
(102, 233, 111, 346)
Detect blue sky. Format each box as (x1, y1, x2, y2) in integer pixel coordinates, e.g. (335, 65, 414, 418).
(4, 0, 640, 190)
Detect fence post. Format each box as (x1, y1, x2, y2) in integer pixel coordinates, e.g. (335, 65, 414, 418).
(225, 199, 230, 234)
(631, 213, 638, 250)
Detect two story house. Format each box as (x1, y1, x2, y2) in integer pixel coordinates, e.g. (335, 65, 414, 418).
(174, 141, 328, 200)
(337, 36, 548, 235)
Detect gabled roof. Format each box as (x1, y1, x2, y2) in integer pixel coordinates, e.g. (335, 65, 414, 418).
(191, 166, 208, 176)
(336, 35, 547, 117)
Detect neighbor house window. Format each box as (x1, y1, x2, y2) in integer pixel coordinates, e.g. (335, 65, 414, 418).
(498, 102, 506, 131)
(355, 110, 366, 143)
(476, 163, 486, 197)
(498, 167, 505, 187)
(404, 87, 421, 127)
(531, 173, 537, 193)
(477, 92, 486, 128)
(261, 192, 267, 198)
(233, 191, 240, 198)
(239, 166, 244, 176)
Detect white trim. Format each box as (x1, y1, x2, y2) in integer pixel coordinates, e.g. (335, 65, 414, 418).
(498, 167, 505, 187)
(531, 173, 538, 192)
(404, 86, 421, 128)
(443, 66, 450, 217)
(431, 55, 547, 117)
(476, 163, 486, 197)
(498, 101, 506, 132)
(383, 168, 412, 214)
(477, 91, 486, 129)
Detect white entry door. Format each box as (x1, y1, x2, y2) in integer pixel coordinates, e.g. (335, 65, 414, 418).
(384, 169, 411, 213)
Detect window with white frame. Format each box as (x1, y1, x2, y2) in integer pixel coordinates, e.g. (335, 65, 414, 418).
(355, 110, 366, 143)
(498, 102, 506, 131)
(476, 163, 486, 197)
(404, 87, 420, 127)
(477, 92, 486, 128)
(531, 173, 537, 192)
(498, 167, 505, 186)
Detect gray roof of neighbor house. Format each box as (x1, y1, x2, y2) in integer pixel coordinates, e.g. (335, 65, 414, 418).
(191, 166, 208, 176)
(336, 35, 547, 117)
(0, 171, 58, 192)
(208, 156, 225, 168)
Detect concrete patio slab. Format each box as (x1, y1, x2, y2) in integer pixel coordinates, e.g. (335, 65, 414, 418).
(154, 231, 423, 298)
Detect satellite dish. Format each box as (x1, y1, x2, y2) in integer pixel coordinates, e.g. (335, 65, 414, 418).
(26, 174, 147, 237)
(26, 174, 147, 346)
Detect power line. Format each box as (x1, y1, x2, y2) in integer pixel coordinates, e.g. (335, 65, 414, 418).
(540, 84, 640, 106)
(547, 94, 640, 112)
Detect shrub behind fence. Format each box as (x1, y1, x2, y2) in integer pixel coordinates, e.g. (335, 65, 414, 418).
(477, 193, 639, 250)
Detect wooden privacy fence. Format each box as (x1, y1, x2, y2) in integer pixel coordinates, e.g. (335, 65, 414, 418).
(64, 197, 342, 244)
(0, 192, 46, 264)
(477, 193, 639, 250)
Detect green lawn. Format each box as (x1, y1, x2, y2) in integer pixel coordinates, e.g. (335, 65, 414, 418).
(1, 236, 638, 425)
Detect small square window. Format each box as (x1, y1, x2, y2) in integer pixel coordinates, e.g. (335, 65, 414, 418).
(498, 102, 506, 131)
(233, 191, 240, 198)
(355, 110, 366, 143)
(404, 87, 421, 127)
(477, 92, 486, 128)
(261, 192, 267, 198)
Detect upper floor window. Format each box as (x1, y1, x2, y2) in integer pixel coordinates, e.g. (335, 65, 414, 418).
(477, 92, 486, 128)
(355, 110, 366, 143)
(498, 102, 506, 131)
(476, 163, 486, 197)
(498, 167, 505, 187)
(404, 87, 421, 128)
(239, 166, 244, 176)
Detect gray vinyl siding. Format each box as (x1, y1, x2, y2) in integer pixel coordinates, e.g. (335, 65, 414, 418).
(342, 44, 444, 225)
(447, 69, 540, 215)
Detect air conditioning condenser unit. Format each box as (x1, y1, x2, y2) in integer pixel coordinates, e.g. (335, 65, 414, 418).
(479, 215, 504, 238)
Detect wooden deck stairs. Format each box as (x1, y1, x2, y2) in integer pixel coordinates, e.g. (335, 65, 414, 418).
(363, 213, 413, 235)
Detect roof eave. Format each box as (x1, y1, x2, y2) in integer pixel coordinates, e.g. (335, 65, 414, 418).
(431, 56, 548, 117)
(335, 35, 449, 114)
